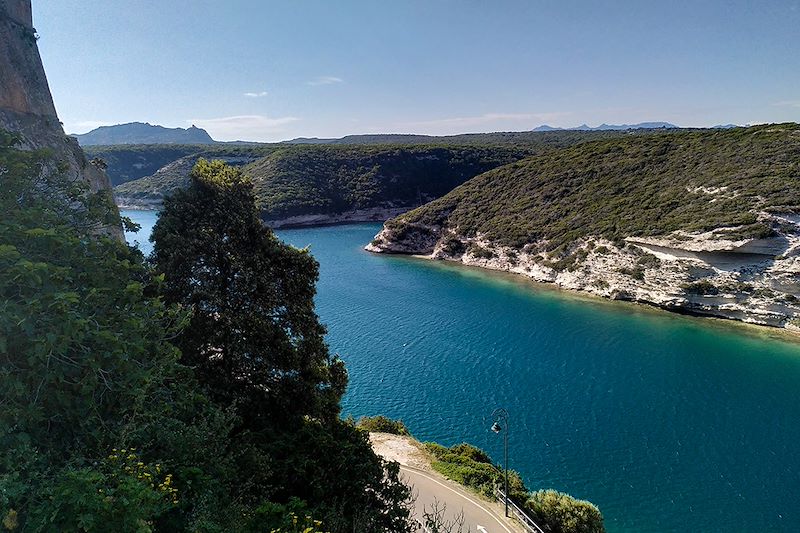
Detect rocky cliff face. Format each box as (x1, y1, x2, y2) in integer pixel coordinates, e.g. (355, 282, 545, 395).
(367, 212, 800, 330)
(1, 0, 120, 235)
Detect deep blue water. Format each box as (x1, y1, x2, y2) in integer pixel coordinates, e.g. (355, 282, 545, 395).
(124, 211, 800, 533)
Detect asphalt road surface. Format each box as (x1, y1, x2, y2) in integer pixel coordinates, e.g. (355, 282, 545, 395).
(400, 465, 518, 533)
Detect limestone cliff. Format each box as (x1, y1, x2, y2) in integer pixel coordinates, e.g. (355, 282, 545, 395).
(366, 216, 800, 329)
(365, 125, 800, 330)
(0, 0, 120, 236)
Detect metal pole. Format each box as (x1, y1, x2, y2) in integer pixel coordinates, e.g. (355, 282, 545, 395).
(504, 426, 509, 517)
(491, 407, 510, 518)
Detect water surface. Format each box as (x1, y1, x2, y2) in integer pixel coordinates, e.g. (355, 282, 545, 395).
(124, 211, 800, 533)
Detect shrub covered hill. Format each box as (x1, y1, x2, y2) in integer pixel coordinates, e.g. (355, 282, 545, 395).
(105, 129, 646, 225)
(368, 124, 800, 328)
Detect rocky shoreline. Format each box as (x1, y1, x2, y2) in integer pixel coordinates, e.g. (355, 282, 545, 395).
(263, 207, 411, 229)
(366, 214, 800, 331)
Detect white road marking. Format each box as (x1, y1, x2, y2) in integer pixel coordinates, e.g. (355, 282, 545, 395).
(400, 465, 513, 533)
(477, 525, 489, 533)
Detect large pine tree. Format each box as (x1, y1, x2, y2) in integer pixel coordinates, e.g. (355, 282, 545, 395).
(150, 159, 347, 428)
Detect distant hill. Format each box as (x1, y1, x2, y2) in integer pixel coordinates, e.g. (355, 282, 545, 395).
(532, 122, 679, 132)
(73, 122, 216, 146)
(281, 129, 641, 146)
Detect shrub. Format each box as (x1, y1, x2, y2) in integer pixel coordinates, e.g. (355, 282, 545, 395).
(618, 266, 645, 280)
(636, 253, 661, 268)
(424, 443, 526, 501)
(356, 416, 410, 436)
(525, 490, 605, 533)
(441, 237, 466, 256)
(681, 280, 719, 295)
(468, 243, 495, 259)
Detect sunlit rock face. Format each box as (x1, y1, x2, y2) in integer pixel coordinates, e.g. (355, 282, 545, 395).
(367, 214, 800, 329)
(1, 0, 121, 237)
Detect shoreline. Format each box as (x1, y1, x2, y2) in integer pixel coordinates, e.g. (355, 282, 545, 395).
(117, 204, 401, 230)
(118, 208, 800, 344)
(388, 251, 800, 345)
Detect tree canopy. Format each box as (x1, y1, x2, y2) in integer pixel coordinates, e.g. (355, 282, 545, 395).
(150, 159, 347, 427)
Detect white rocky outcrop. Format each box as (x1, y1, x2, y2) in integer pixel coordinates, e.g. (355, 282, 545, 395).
(367, 214, 800, 329)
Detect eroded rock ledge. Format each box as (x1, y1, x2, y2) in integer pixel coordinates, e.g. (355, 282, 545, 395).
(366, 213, 800, 330)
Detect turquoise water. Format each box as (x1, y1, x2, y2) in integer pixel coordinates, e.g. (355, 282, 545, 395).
(123, 211, 800, 533)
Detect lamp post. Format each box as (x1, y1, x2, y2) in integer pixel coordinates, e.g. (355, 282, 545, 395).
(491, 407, 509, 518)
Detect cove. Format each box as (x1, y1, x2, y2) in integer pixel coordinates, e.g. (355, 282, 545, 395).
(123, 210, 800, 533)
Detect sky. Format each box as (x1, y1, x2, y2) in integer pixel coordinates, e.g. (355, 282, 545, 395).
(34, 0, 800, 142)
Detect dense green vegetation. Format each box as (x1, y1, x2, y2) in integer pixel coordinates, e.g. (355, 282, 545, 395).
(387, 124, 800, 250)
(0, 138, 413, 532)
(114, 144, 530, 218)
(247, 145, 531, 219)
(84, 144, 278, 186)
(151, 158, 349, 424)
(424, 441, 604, 533)
(112, 130, 646, 220)
(526, 491, 605, 533)
(425, 442, 527, 501)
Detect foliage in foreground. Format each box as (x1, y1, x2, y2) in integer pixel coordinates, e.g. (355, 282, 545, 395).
(0, 131, 234, 531)
(151, 158, 348, 426)
(0, 137, 413, 532)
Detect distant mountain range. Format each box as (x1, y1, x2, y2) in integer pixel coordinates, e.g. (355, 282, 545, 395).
(532, 122, 679, 132)
(73, 120, 743, 147)
(72, 122, 217, 146)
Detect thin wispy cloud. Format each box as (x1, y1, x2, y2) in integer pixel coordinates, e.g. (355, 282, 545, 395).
(772, 100, 800, 108)
(187, 115, 300, 141)
(307, 76, 343, 86)
(243, 91, 269, 98)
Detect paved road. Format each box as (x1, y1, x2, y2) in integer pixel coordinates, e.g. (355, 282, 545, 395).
(400, 465, 518, 533)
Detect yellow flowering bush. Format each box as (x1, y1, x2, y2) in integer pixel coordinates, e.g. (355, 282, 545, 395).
(268, 511, 327, 533)
(107, 448, 179, 505)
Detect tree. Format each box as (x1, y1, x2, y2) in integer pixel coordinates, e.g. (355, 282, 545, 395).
(150, 159, 347, 428)
(150, 160, 414, 532)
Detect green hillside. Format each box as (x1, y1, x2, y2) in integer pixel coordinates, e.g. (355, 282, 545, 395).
(113, 130, 651, 220)
(84, 144, 281, 186)
(246, 144, 532, 219)
(115, 144, 533, 218)
(381, 124, 800, 250)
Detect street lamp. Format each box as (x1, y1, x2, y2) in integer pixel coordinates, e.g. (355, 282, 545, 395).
(491, 407, 509, 518)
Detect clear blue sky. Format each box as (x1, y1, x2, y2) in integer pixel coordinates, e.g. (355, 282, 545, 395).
(35, 0, 800, 142)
